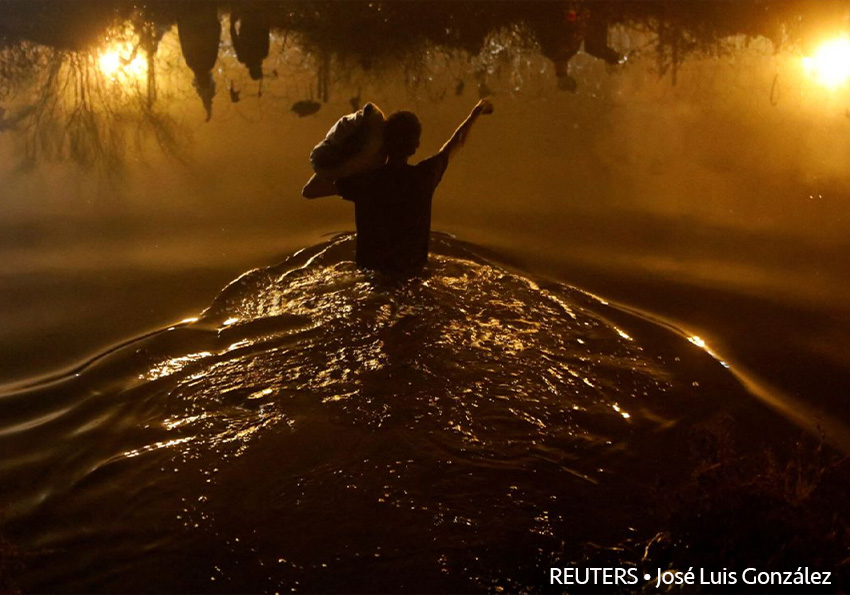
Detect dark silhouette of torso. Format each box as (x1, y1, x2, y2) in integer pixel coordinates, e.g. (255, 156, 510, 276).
(336, 153, 448, 273)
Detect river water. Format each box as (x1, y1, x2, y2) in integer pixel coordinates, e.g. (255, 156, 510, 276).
(0, 1, 849, 592)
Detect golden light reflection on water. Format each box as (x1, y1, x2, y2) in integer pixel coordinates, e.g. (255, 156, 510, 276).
(118, 436, 195, 460)
(613, 326, 632, 341)
(3, 230, 807, 594)
(687, 335, 707, 349)
(144, 351, 214, 380)
(802, 36, 850, 88)
(687, 335, 729, 369)
(611, 403, 631, 420)
(125, 238, 685, 478)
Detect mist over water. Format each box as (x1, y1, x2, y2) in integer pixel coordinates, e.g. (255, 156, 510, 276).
(1, 1, 850, 591)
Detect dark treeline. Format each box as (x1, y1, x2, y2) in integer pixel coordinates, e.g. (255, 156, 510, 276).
(0, 0, 846, 170)
(1, 0, 847, 63)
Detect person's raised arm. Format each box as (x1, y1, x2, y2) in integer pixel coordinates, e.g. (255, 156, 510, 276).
(301, 174, 338, 199)
(438, 99, 494, 161)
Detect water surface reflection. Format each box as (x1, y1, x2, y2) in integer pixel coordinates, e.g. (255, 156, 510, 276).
(0, 234, 799, 592)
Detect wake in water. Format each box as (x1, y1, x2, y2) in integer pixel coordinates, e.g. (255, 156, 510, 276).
(0, 234, 793, 593)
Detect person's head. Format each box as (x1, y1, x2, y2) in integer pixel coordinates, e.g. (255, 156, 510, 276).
(383, 111, 421, 160)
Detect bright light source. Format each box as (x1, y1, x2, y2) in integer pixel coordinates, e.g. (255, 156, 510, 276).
(98, 42, 147, 81)
(802, 36, 850, 88)
(99, 51, 121, 77)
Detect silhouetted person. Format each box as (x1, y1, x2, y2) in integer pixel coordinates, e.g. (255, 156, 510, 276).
(230, 9, 270, 81)
(177, 4, 221, 121)
(302, 100, 494, 273)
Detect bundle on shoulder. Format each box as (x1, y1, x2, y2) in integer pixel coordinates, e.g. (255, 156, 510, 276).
(309, 102, 386, 180)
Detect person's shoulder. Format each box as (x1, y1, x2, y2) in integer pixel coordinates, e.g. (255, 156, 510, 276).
(338, 165, 382, 186)
(336, 164, 388, 199)
(415, 151, 449, 170)
(414, 151, 449, 183)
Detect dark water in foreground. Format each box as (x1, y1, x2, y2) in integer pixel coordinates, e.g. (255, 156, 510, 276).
(0, 235, 795, 592)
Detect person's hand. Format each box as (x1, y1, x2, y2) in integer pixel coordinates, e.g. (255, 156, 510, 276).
(475, 98, 494, 115)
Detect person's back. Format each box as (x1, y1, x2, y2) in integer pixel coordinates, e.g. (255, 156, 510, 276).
(336, 153, 448, 272)
(302, 100, 493, 273)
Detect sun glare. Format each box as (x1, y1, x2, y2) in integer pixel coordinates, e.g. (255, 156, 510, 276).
(98, 42, 147, 81)
(802, 36, 850, 88)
